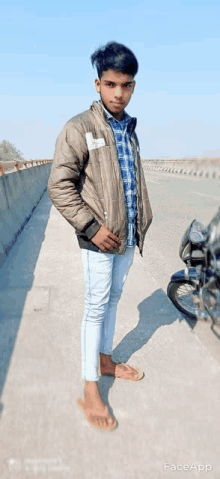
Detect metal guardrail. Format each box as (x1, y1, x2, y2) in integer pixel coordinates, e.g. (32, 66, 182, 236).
(0, 159, 52, 176)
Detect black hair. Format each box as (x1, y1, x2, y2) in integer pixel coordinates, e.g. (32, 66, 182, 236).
(91, 41, 138, 79)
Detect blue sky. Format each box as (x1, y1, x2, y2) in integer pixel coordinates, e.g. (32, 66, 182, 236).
(1, 0, 220, 159)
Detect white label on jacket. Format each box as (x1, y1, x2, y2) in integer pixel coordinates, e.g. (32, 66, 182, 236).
(86, 132, 105, 151)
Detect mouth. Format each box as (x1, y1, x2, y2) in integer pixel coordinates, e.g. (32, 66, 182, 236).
(111, 102, 124, 107)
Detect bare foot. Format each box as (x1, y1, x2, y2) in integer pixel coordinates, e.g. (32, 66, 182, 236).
(77, 381, 117, 431)
(100, 353, 144, 380)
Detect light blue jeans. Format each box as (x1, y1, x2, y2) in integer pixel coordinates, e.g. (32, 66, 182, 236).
(81, 246, 135, 381)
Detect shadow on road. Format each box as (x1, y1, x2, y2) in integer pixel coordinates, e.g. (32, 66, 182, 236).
(0, 192, 52, 418)
(98, 288, 180, 409)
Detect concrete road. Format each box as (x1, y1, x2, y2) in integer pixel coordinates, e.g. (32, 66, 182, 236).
(0, 172, 220, 478)
(143, 169, 220, 363)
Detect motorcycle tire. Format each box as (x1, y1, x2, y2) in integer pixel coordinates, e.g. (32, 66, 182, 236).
(167, 280, 198, 320)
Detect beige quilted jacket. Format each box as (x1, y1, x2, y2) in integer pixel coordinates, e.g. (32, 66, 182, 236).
(47, 101, 152, 256)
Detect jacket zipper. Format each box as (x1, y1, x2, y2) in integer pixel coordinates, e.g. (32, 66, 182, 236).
(107, 123, 128, 254)
(130, 135, 143, 256)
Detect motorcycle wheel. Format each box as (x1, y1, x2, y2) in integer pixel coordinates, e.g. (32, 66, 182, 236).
(167, 280, 198, 320)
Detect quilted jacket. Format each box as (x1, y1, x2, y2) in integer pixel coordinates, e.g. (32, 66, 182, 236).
(47, 101, 153, 256)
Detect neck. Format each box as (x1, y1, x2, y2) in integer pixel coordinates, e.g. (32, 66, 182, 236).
(113, 111, 124, 121)
(100, 100, 124, 121)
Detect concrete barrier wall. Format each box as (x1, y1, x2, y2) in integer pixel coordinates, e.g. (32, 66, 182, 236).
(1, 157, 219, 268)
(0, 163, 51, 268)
(142, 158, 220, 179)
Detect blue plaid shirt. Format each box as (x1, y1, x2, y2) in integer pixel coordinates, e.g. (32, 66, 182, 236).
(100, 101, 137, 247)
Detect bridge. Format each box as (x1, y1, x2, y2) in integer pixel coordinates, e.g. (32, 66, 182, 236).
(0, 159, 220, 477)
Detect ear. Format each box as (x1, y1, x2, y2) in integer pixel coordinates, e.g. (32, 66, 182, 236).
(95, 78, 101, 93)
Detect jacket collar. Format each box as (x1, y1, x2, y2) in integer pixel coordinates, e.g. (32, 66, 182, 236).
(90, 100, 137, 137)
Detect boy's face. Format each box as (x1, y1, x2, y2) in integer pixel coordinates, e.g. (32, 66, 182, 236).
(95, 69, 135, 120)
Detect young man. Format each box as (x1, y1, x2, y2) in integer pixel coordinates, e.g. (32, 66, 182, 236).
(48, 41, 153, 431)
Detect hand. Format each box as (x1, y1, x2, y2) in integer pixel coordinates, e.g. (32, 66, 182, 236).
(91, 225, 121, 252)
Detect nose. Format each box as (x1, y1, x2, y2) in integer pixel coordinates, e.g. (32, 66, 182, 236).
(114, 86, 123, 98)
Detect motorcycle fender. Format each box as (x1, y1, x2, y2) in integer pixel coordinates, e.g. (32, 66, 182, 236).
(170, 268, 199, 284)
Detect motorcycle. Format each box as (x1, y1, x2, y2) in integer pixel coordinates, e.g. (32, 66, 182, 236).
(167, 207, 220, 337)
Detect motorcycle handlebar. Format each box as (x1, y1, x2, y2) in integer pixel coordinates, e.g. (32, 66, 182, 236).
(205, 207, 220, 244)
(202, 207, 220, 234)
(209, 207, 220, 227)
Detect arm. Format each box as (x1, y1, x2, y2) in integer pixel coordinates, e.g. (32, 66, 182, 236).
(48, 120, 121, 250)
(47, 121, 100, 240)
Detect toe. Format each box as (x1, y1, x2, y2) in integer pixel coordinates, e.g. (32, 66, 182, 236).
(93, 413, 115, 429)
(115, 363, 144, 380)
